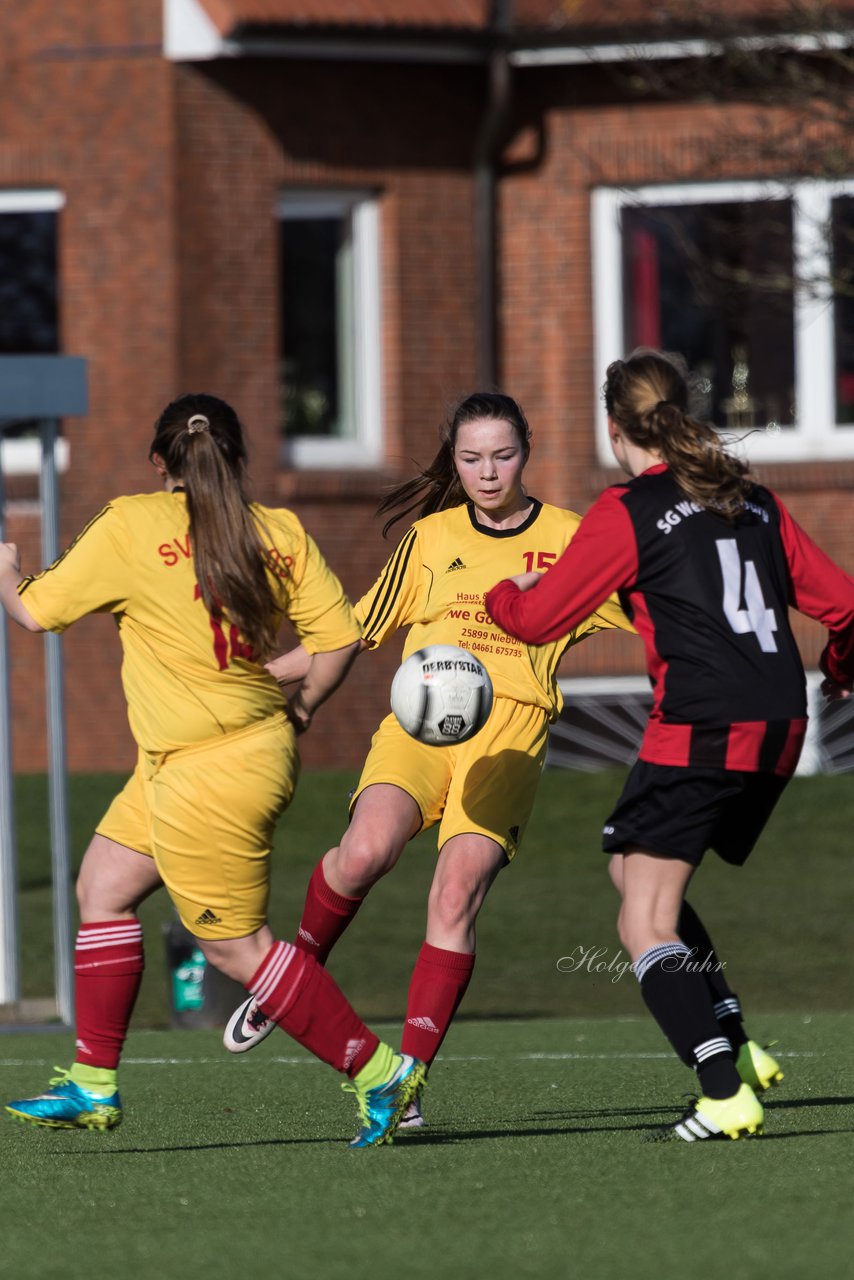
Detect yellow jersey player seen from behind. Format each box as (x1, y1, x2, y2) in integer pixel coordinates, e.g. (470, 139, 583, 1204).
(0, 393, 425, 1148)
(224, 392, 632, 1130)
(16, 494, 359, 754)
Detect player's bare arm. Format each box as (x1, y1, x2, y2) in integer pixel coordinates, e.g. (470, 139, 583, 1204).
(266, 643, 312, 686)
(267, 638, 368, 689)
(287, 639, 362, 733)
(0, 542, 45, 633)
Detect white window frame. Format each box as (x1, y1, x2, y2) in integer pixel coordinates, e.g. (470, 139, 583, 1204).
(278, 189, 382, 470)
(0, 189, 68, 476)
(591, 178, 854, 464)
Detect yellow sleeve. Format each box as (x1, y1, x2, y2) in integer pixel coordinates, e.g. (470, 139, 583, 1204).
(578, 592, 636, 638)
(17, 504, 132, 632)
(560, 592, 636, 648)
(284, 529, 362, 655)
(353, 526, 423, 649)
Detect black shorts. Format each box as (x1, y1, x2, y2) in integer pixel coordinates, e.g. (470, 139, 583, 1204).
(601, 760, 790, 867)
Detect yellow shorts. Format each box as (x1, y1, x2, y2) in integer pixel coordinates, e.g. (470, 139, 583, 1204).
(351, 696, 550, 860)
(97, 713, 299, 940)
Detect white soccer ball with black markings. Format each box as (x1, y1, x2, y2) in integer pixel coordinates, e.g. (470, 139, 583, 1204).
(390, 645, 493, 747)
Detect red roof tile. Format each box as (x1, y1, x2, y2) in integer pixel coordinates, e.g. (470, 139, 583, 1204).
(199, 0, 854, 39)
(200, 0, 491, 34)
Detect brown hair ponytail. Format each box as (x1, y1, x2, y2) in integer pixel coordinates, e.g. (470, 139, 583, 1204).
(149, 393, 279, 659)
(604, 349, 753, 519)
(378, 392, 531, 537)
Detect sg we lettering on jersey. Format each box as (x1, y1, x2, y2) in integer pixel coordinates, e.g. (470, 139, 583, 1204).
(656, 499, 702, 535)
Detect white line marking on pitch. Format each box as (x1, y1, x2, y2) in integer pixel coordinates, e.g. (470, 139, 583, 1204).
(0, 1050, 819, 1069)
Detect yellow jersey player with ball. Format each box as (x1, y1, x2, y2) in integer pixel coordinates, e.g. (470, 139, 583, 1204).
(226, 392, 631, 1125)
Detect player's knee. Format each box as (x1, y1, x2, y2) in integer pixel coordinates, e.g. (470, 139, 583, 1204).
(76, 871, 118, 918)
(607, 854, 624, 897)
(75, 875, 92, 915)
(333, 836, 398, 890)
(616, 905, 640, 956)
(428, 876, 479, 931)
(198, 937, 260, 986)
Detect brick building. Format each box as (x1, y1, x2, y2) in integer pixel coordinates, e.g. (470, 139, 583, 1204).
(1, 0, 853, 771)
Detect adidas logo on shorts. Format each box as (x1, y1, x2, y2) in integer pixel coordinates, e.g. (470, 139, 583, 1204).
(194, 908, 222, 926)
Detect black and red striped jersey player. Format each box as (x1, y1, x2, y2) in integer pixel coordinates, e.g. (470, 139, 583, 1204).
(486, 347, 854, 1144)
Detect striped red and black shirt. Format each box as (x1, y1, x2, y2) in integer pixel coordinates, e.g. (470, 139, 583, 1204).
(486, 465, 854, 778)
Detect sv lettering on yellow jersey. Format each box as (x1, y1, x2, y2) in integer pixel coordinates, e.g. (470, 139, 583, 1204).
(17, 492, 359, 754)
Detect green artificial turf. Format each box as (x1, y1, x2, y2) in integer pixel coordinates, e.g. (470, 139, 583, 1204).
(11, 769, 854, 1024)
(7, 769, 853, 1280)
(1, 1014, 852, 1280)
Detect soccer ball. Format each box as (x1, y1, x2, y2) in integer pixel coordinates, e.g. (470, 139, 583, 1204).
(390, 645, 493, 747)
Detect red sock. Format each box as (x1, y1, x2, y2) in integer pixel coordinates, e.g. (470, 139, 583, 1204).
(250, 940, 379, 1078)
(294, 859, 363, 963)
(73, 919, 145, 1069)
(401, 943, 475, 1066)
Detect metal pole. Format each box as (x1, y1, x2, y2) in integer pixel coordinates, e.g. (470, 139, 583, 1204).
(0, 447, 20, 1006)
(40, 419, 73, 1025)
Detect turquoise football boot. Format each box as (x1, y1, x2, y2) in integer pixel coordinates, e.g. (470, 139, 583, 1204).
(6, 1068, 122, 1131)
(344, 1054, 426, 1148)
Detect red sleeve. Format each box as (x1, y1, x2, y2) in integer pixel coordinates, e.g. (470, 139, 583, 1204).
(485, 488, 639, 644)
(772, 490, 854, 686)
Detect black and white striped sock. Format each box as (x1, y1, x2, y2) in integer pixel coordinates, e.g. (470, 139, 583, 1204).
(677, 903, 749, 1049)
(713, 994, 748, 1051)
(693, 1034, 739, 1099)
(635, 942, 740, 1096)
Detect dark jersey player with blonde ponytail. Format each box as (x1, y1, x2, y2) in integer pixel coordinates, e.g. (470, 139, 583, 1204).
(487, 347, 854, 1143)
(0, 392, 425, 1146)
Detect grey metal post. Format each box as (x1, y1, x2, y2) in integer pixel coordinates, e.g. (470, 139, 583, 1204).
(0, 455, 20, 1006)
(40, 418, 73, 1025)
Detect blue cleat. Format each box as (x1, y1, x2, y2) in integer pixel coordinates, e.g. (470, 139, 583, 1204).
(6, 1069, 122, 1131)
(344, 1054, 426, 1148)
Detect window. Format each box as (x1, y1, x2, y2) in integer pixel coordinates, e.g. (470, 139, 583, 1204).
(278, 191, 381, 468)
(0, 195, 59, 357)
(592, 180, 854, 463)
(0, 189, 68, 475)
(832, 194, 854, 425)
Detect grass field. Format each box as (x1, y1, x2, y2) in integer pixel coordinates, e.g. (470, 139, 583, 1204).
(11, 768, 854, 1021)
(4, 767, 854, 1278)
(2, 1014, 852, 1280)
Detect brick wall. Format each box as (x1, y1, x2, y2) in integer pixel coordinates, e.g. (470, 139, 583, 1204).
(2, 8, 851, 771)
(2, 0, 176, 772)
(173, 56, 487, 768)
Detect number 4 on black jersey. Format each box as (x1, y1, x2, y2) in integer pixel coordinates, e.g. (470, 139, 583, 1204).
(487, 465, 854, 778)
